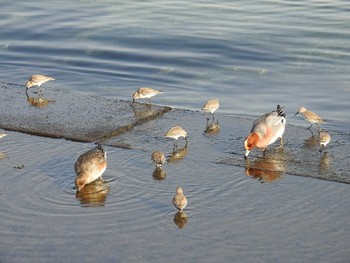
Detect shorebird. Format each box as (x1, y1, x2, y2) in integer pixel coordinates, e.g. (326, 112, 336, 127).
(319, 131, 331, 152)
(294, 106, 326, 134)
(151, 150, 166, 168)
(172, 186, 188, 212)
(132, 87, 163, 104)
(165, 126, 188, 149)
(75, 145, 107, 191)
(202, 98, 219, 122)
(0, 133, 7, 139)
(244, 105, 286, 158)
(26, 74, 55, 96)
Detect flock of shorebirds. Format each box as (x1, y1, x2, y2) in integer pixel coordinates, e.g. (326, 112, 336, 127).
(0, 74, 331, 212)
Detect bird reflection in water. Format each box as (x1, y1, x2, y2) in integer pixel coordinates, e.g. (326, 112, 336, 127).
(26, 90, 55, 109)
(152, 167, 166, 181)
(319, 152, 331, 173)
(131, 103, 155, 120)
(245, 156, 286, 183)
(173, 211, 188, 229)
(167, 145, 188, 163)
(75, 180, 109, 207)
(204, 121, 221, 136)
(303, 135, 319, 150)
(0, 151, 8, 160)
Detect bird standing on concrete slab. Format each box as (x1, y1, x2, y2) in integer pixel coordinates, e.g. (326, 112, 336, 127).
(26, 74, 55, 96)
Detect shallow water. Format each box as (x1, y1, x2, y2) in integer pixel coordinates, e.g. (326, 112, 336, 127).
(0, 1, 350, 262)
(1, 0, 350, 128)
(0, 131, 349, 262)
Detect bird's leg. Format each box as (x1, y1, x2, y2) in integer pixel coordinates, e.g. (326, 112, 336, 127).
(206, 113, 210, 122)
(306, 124, 314, 135)
(316, 123, 322, 133)
(173, 140, 178, 151)
(38, 87, 43, 97)
(212, 113, 215, 123)
(277, 137, 284, 149)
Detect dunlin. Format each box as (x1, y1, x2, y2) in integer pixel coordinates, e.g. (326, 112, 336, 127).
(26, 74, 55, 96)
(165, 126, 188, 149)
(202, 98, 219, 122)
(151, 150, 166, 168)
(319, 131, 331, 152)
(294, 106, 326, 134)
(132, 87, 163, 103)
(75, 145, 107, 192)
(244, 105, 286, 158)
(0, 133, 7, 139)
(172, 186, 188, 212)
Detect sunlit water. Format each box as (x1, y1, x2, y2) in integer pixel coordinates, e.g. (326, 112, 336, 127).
(0, 130, 349, 262)
(0, 1, 350, 262)
(1, 0, 350, 128)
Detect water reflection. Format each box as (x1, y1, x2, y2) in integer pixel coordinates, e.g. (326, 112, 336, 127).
(204, 121, 221, 136)
(26, 90, 55, 109)
(131, 103, 156, 120)
(167, 145, 188, 163)
(245, 156, 286, 183)
(0, 151, 7, 160)
(173, 211, 188, 229)
(152, 167, 166, 181)
(303, 135, 318, 150)
(319, 152, 331, 172)
(75, 180, 109, 207)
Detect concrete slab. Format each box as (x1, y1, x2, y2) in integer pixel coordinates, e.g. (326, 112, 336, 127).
(0, 83, 171, 142)
(0, 82, 348, 183)
(102, 108, 350, 184)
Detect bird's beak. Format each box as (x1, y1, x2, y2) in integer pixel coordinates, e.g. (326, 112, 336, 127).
(294, 111, 300, 116)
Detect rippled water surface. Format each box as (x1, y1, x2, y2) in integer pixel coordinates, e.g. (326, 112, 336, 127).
(1, 1, 350, 262)
(0, 131, 349, 262)
(1, 0, 350, 127)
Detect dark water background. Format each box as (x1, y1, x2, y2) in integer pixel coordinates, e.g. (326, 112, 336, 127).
(0, 1, 349, 262)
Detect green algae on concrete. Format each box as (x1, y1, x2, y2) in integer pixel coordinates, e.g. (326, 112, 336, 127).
(0, 83, 171, 142)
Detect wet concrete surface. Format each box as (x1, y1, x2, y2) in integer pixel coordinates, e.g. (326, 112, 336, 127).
(103, 108, 350, 184)
(0, 82, 349, 183)
(0, 83, 171, 142)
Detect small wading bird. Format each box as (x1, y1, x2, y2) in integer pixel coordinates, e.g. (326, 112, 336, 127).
(75, 145, 107, 192)
(294, 106, 326, 134)
(151, 150, 166, 168)
(26, 74, 55, 96)
(172, 186, 188, 212)
(201, 98, 220, 122)
(132, 87, 163, 104)
(165, 126, 188, 150)
(244, 105, 286, 159)
(319, 131, 331, 152)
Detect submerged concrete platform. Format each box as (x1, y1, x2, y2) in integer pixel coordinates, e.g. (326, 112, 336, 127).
(0, 82, 349, 184)
(0, 83, 171, 142)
